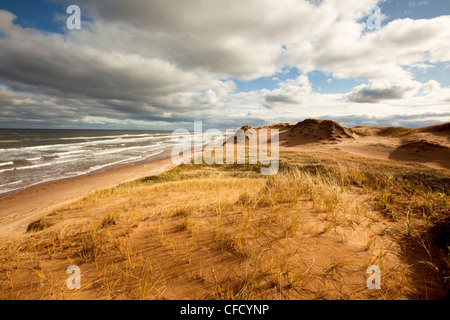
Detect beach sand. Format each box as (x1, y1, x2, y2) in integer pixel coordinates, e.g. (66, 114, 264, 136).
(0, 154, 176, 235)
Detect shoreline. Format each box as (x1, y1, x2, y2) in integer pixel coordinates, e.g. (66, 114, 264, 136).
(0, 149, 177, 236)
(0, 148, 173, 200)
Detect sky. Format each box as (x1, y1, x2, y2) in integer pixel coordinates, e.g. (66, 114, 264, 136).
(0, 0, 449, 130)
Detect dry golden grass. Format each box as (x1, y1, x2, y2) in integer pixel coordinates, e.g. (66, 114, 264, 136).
(0, 149, 448, 300)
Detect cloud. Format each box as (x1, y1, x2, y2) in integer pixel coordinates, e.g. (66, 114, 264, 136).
(0, 10, 15, 32)
(0, 24, 219, 101)
(344, 80, 421, 103)
(320, 111, 450, 128)
(423, 80, 441, 93)
(421, 80, 450, 102)
(263, 75, 313, 108)
(286, 15, 450, 81)
(0, 1, 449, 129)
(408, 1, 429, 7)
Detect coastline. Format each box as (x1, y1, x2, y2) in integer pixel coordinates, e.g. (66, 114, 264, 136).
(0, 149, 176, 236)
(0, 148, 173, 200)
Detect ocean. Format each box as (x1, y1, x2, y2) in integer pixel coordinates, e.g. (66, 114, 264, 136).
(0, 129, 182, 197)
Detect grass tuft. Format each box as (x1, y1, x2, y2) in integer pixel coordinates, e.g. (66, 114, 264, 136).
(26, 219, 53, 233)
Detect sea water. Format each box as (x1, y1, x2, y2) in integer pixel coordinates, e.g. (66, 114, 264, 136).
(0, 129, 180, 197)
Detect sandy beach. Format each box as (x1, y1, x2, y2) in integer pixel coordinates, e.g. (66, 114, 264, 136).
(0, 153, 176, 235)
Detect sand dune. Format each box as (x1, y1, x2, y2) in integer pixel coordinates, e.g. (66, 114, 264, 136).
(389, 141, 450, 169)
(282, 119, 355, 146)
(252, 119, 450, 170)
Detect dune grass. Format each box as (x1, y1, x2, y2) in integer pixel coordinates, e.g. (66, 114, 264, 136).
(0, 149, 448, 300)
